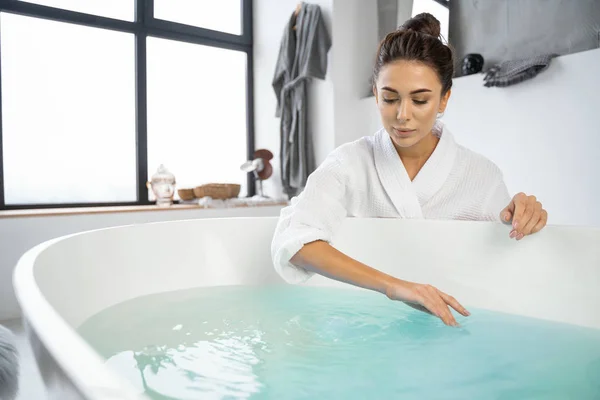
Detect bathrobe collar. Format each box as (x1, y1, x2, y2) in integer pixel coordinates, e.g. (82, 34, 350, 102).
(374, 121, 458, 218)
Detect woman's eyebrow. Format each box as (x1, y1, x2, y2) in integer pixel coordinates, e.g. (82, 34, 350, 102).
(381, 87, 432, 95)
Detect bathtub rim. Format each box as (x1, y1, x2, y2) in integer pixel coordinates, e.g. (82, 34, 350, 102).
(13, 224, 153, 400)
(12, 216, 284, 400)
(12, 216, 600, 399)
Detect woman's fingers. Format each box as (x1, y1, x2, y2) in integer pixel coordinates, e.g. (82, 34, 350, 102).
(519, 201, 543, 238)
(438, 290, 470, 317)
(510, 192, 527, 230)
(422, 296, 456, 326)
(420, 286, 458, 326)
(514, 196, 535, 238)
(396, 282, 469, 327)
(507, 194, 548, 240)
(531, 210, 548, 234)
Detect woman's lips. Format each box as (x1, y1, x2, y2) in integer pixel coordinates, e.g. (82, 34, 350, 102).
(393, 127, 416, 137)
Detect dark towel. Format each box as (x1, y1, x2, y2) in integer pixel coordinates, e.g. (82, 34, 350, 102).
(0, 325, 18, 400)
(483, 54, 558, 87)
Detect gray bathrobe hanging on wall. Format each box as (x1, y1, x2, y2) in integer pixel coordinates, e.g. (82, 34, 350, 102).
(273, 3, 331, 198)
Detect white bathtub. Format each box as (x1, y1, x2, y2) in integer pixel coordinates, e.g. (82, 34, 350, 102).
(13, 217, 600, 399)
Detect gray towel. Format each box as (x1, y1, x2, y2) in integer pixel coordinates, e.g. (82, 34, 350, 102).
(483, 54, 557, 87)
(0, 325, 19, 400)
(272, 3, 331, 198)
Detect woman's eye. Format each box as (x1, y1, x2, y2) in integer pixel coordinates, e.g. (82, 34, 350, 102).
(383, 98, 397, 104)
(413, 99, 428, 105)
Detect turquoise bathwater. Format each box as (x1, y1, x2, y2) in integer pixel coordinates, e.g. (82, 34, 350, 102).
(77, 285, 600, 399)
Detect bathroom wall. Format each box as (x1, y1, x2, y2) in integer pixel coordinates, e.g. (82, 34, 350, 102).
(442, 48, 600, 228)
(330, 0, 378, 144)
(0, 206, 284, 320)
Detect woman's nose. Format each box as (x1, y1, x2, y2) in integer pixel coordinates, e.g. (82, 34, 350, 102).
(396, 101, 412, 121)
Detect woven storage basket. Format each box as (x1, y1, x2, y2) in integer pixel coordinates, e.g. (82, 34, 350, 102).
(193, 183, 241, 200)
(177, 188, 196, 201)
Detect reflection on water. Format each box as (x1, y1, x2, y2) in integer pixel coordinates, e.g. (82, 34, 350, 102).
(131, 335, 264, 399)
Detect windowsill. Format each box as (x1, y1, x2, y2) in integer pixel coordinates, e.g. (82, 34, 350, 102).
(0, 200, 289, 219)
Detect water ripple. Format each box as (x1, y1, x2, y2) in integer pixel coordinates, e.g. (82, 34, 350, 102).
(78, 285, 600, 400)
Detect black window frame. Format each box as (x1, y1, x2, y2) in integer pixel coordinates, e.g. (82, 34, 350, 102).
(0, 0, 255, 210)
(432, 0, 449, 8)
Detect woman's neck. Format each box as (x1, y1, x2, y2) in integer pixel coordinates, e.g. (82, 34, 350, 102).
(394, 132, 440, 181)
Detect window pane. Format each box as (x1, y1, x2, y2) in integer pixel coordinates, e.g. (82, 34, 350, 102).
(18, 0, 134, 21)
(154, 0, 242, 35)
(147, 37, 248, 200)
(1, 13, 137, 205)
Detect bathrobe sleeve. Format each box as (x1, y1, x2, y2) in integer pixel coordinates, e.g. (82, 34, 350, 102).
(271, 152, 349, 283)
(482, 173, 512, 222)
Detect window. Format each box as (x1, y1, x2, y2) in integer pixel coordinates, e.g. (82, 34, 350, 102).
(1, 13, 136, 205)
(154, 0, 242, 35)
(17, 0, 134, 21)
(147, 38, 248, 198)
(0, 0, 254, 209)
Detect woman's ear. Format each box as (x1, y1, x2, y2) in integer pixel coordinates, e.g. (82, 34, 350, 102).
(373, 85, 378, 104)
(439, 89, 451, 113)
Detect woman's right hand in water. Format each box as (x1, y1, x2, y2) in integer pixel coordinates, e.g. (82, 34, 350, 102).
(290, 241, 470, 326)
(385, 280, 470, 326)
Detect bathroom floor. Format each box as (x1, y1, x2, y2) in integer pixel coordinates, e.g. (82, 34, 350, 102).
(1, 319, 48, 400)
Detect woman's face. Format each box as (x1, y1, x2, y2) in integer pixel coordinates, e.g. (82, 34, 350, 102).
(373, 60, 451, 149)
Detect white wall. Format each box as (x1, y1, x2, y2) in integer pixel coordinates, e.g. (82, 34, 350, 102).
(443, 48, 600, 228)
(253, 0, 334, 200)
(0, 206, 284, 320)
(331, 0, 379, 147)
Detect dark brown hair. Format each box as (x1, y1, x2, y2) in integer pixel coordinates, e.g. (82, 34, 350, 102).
(373, 13, 454, 95)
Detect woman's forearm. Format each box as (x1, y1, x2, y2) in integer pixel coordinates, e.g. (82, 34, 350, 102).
(290, 240, 401, 296)
(289, 240, 469, 326)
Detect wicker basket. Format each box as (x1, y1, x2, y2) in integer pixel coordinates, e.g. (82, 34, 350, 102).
(177, 188, 196, 201)
(193, 183, 241, 200)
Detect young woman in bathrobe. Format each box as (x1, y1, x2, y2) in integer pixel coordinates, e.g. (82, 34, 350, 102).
(271, 13, 548, 326)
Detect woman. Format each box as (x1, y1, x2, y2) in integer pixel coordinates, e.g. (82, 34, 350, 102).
(271, 13, 548, 327)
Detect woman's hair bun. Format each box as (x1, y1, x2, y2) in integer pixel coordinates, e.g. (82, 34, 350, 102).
(400, 12, 441, 38)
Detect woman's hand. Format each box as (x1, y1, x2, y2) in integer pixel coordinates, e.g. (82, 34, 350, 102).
(385, 280, 470, 326)
(500, 192, 548, 240)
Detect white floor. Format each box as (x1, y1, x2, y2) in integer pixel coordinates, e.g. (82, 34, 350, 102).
(1, 319, 48, 400)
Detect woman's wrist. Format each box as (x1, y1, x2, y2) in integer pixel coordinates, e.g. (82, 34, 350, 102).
(378, 273, 406, 298)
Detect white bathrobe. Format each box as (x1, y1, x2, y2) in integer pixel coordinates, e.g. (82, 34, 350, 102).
(271, 122, 512, 283)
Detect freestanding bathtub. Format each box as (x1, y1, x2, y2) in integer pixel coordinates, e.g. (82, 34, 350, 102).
(13, 217, 600, 399)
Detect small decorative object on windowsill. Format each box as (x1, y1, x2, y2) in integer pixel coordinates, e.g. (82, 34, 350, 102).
(193, 183, 241, 200)
(176, 183, 241, 204)
(177, 188, 195, 201)
(240, 148, 274, 200)
(147, 164, 176, 207)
